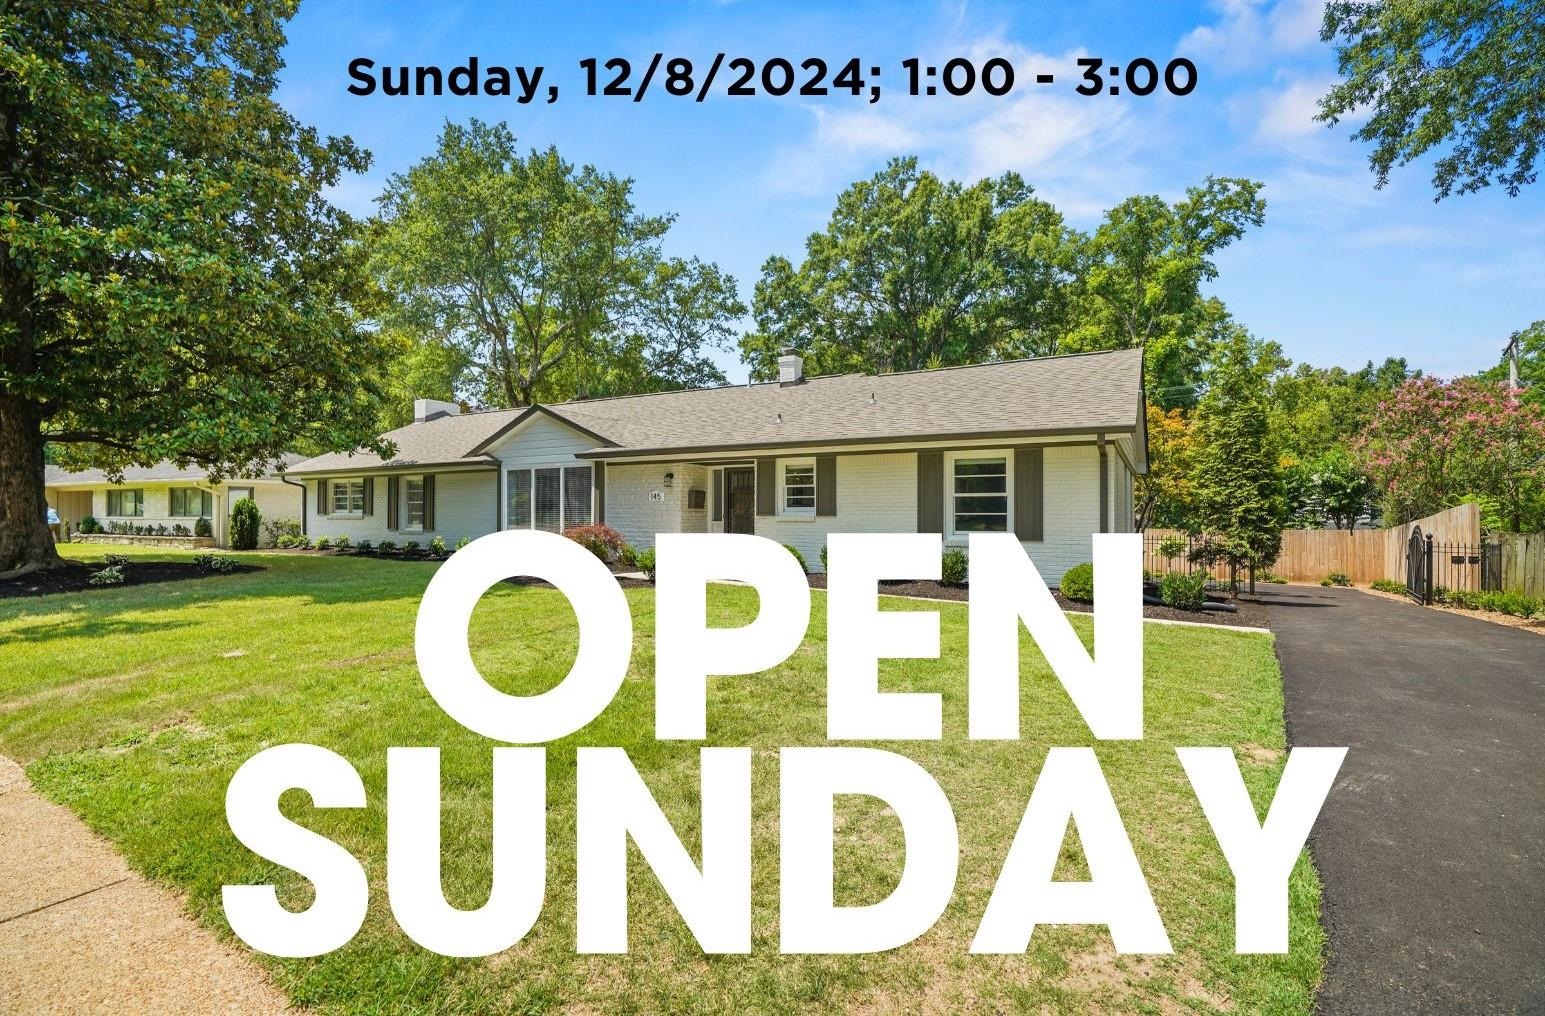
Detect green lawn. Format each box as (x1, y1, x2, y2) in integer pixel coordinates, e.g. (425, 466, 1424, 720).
(0, 545, 1323, 1014)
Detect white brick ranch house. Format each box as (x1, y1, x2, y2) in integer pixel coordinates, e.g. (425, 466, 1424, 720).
(286, 348, 1147, 583)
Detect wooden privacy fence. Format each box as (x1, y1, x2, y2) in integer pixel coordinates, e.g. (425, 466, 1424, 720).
(1495, 532, 1545, 598)
(1144, 504, 1482, 585)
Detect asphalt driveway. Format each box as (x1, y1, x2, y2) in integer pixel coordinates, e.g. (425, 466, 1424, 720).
(1263, 584, 1545, 1014)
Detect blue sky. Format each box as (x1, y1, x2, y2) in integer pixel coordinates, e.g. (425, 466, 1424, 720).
(277, 0, 1543, 382)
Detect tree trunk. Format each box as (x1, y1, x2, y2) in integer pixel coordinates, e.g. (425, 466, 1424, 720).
(0, 393, 63, 577)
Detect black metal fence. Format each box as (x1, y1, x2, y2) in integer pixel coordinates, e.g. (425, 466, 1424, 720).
(1406, 528, 1502, 604)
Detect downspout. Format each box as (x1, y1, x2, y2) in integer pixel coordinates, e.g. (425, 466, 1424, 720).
(1097, 434, 1109, 534)
(280, 474, 307, 536)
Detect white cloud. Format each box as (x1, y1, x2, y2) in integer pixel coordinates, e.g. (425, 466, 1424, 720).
(1256, 77, 1331, 141)
(1180, 0, 1327, 69)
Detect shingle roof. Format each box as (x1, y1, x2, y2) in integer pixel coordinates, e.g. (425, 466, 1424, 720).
(288, 348, 1144, 474)
(44, 454, 307, 486)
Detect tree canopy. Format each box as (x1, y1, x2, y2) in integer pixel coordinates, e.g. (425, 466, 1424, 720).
(0, 0, 394, 574)
(1319, 0, 1545, 199)
(371, 120, 744, 409)
(740, 158, 1264, 403)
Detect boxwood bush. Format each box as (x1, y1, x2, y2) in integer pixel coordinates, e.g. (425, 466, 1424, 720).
(1060, 561, 1094, 603)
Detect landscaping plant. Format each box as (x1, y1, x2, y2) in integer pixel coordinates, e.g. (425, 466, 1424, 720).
(101, 554, 129, 568)
(1160, 570, 1209, 611)
(430, 536, 448, 557)
(334, 535, 352, 550)
(941, 547, 969, 586)
(563, 524, 626, 564)
(636, 547, 657, 582)
(87, 565, 125, 586)
(1324, 572, 1352, 587)
(194, 517, 213, 539)
(314, 537, 332, 551)
(229, 498, 261, 550)
(783, 544, 809, 573)
(1060, 561, 1095, 603)
(1371, 578, 1406, 594)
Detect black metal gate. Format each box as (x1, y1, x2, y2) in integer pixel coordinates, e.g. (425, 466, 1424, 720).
(1406, 526, 1433, 604)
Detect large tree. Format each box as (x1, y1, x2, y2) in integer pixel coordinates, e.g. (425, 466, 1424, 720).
(742, 157, 1074, 379)
(1319, 0, 1545, 199)
(372, 119, 743, 408)
(741, 161, 1263, 403)
(1060, 178, 1266, 406)
(1, 1, 393, 576)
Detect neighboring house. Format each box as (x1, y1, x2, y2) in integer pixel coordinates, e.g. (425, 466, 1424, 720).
(44, 457, 306, 548)
(288, 348, 1146, 583)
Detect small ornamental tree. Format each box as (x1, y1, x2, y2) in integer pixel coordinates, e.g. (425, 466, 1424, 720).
(1355, 376, 1545, 531)
(1188, 332, 1286, 593)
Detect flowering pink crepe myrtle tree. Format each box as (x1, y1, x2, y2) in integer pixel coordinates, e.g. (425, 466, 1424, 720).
(1355, 377, 1545, 530)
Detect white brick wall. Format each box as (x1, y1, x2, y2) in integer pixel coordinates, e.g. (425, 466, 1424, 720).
(77, 479, 300, 547)
(605, 462, 697, 550)
(755, 452, 917, 572)
(307, 470, 497, 548)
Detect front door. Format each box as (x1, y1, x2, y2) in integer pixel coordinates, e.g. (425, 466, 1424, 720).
(725, 468, 756, 535)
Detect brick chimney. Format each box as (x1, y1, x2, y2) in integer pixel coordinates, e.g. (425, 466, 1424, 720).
(777, 348, 805, 386)
(414, 398, 461, 423)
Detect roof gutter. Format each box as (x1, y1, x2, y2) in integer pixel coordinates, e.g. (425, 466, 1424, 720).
(279, 473, 308, 536)
(574, 424, 1139, 461)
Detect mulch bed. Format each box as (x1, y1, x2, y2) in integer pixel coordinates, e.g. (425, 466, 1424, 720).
(805, 574, 1272, 629)
(0, 561, 263, 600)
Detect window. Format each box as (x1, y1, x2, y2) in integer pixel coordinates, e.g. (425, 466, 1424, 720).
(563, 466, 593, 528)
(534, 467, 561, 532)
(106, 489, 144, 517)
(508, 469, 531, 528)
(332, 479, 365, 515)
(405, 478, 425, 531)
(950, 455, 1009, 535)
(506, 465, 592, 532)
(170, 488, 213, 517)
(782, 460, 815, 516)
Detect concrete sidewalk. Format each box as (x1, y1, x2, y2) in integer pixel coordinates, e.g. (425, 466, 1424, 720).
(0, 756, 291, 1015)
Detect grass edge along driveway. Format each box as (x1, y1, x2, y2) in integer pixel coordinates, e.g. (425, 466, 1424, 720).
(0, 546, 1323, 1015)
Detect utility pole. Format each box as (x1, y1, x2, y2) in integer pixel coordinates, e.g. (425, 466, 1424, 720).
(1505, 331, 1522, 390)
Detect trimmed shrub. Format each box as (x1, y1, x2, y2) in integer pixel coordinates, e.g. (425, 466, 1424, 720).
(1160, 570, 1208, 611)
(1156, 534, 1187, 560)
(79, 515, 101, 534)
(1061, 561, 1095, 603)
(229, 498, 260, 550)
(941, 547, 969, 586)
(783, 544, 808, 573)
(261, 517, 302, 548)
(564, 523, 626, 564)
(193, 516, 213, 538)
(88, 565, 125, 587)
(1371, 578, 1406, 594)
(636, 547, 657, 582)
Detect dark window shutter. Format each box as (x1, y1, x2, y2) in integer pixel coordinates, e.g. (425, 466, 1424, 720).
(815, 456, 837, 517)
(363, 477, 374, 517)
(755, 458, 776, 516)
(1015, 448, 1044, 542)
(593, 464, 606, 524)
(916, 452, 943, 533)
(317, 480, 328, 514)
(387, 476, 399, 531)
(422, 474, 436, 530)
(711, 469, 722, 522)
